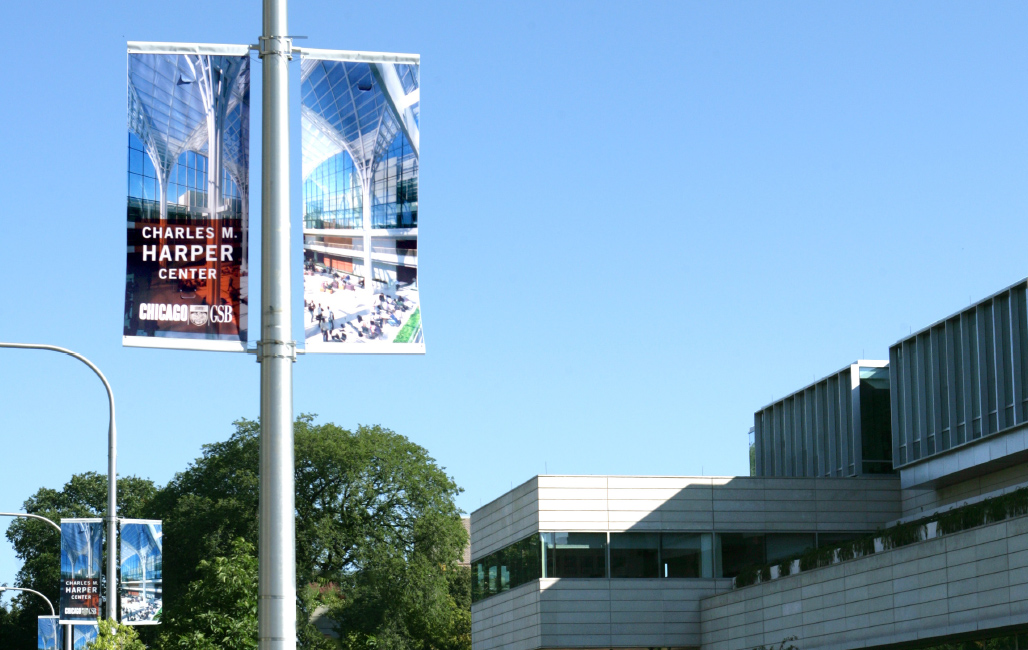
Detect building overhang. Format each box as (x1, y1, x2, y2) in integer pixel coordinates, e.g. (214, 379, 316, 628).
(899, 420, 1028, 489)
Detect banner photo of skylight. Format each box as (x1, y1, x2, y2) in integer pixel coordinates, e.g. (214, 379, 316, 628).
(124, 43, 251, 353)
(120, 520, 163, 625)
(37, 616, 62, 650)
(300, 52, 424, 354)
(59, 519, 102, 624)
(72, 624, 98, 650)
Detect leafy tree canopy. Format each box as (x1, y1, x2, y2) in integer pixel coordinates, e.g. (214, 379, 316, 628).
(3, 417, 470, 650)
(91, 618, 148, 650)
(155, 538, 257, 650)
(1, 473, 157, 648)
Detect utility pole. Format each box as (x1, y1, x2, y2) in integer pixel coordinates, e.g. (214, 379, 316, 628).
(257, 0, 296, 646)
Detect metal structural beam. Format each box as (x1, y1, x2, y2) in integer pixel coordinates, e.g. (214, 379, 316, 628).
(370, 62, 420, 157)
(0, 343, 117, 620)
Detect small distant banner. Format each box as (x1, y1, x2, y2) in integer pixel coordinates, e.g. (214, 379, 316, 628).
(37, 616, 62, 650)
(299, 50, 424, 353)
(120, 520, 163, 625)
(72, 624, 98, 650)
(59, 519, 102, 624)
(124, 42, 252, 352)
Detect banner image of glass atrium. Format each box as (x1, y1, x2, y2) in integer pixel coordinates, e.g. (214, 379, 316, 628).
(125, 50, 250, 342)
(300, 55, 422, 350)
(120, 522, 163, 624)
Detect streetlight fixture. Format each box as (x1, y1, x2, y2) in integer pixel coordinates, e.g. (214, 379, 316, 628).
(0, 586, 55, 616)
(0, 343, 118, 621)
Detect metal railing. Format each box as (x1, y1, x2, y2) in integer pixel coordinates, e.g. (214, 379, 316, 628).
(371, 246, 417, 257)
(305, 240, 364, 252)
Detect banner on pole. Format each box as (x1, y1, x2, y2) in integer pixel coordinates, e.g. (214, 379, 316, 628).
(59, 519, 102, 624)
(299, 50, 424, 353)
(119, 520, 163, 625)
(72, 624, 98, 650)
(123, 43, 252, 352)
(37, 616, 62, 650)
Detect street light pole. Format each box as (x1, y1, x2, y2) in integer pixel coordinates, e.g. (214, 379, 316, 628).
(0, 343, 118, 621)
(0, 512, 71, 645)
(0, 586, 55, 616)
(0, 512, 62, 534)
(257, 0, 296, 647)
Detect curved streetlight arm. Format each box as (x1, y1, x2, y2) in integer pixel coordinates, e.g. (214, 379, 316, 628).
(0, 343, 117, 621)
(0, 586, 56, 616)
(0, 512, 61, 534)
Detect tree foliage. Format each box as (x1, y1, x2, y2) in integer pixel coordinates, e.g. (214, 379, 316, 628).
(91, 618, 148, 650)
(155, 538, 258, 650)
(2, 417, 470, 650)
(154, 416, 468, 650)
(1, 473, 157, 648)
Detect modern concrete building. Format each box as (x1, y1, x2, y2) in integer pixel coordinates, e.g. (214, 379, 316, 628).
(471, 278, 1028, 650)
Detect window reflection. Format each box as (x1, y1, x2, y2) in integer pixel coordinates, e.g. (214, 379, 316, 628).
(717, 533, 765, 579)
(546, 532, 607, 579)
(371, 132, 417, 229)
(662, 533, 713, 578)
(765, 533, 815, 564)
(472, 530, 834, 603)
(610, 533, 659, 578)
(304, 150, 362, 230)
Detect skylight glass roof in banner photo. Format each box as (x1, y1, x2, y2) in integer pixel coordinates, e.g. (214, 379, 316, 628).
(300, 53, 423, 354)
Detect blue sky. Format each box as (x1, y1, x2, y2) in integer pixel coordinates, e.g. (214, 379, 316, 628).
(2, 1, 1028, 594)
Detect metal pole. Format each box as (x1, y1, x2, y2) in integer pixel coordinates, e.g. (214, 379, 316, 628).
(258, 0, 296, 647)
(0, 343, 117, 621)
(0, 586, 55, 615)
(0, 512, 62, 534)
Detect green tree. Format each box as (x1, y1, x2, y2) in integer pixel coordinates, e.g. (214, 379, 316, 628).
(155, 538, 258, 650)
(4, 418, 469, 650)
(2, 472, 157, 647)
(153, 416, 468, 650)
(90, 618, 148, 650)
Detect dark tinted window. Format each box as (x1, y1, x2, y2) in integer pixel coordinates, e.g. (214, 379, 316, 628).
(471, 534, 543, 603)
(610, 533, 659, 578)
(765, 533, 815, 564)
(661, 533, 712, 578)
(545, 532, 606, 578)
(718, 533, 765, 578)
(860, 367, 894, 474)
(817, 532, 863, 549)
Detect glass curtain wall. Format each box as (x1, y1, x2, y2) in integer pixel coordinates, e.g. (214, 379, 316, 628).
(128, 135, 242, 224)
(471, 531, 846, 603)
(662, 533, 714, 578)
(371, 132, 417, 229)
(610, 533, 659, 578)
(860, 366, 893, 473)
(303, 150, 363, 230)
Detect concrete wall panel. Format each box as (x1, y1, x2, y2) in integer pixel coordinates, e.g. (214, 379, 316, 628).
(701, 514, 1028, 650)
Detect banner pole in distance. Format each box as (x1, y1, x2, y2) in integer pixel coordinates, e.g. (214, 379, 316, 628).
(0, 344, 117, 621)
(258, 0, 296, 647)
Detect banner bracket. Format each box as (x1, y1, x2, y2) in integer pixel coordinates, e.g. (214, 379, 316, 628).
(255, 339, 299, 363)
(258, 35, 293, 60)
